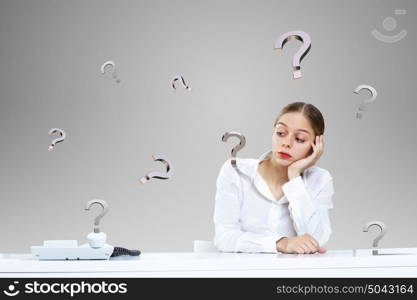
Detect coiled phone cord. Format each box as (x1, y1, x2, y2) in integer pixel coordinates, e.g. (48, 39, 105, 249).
(111, 247, 141, 257)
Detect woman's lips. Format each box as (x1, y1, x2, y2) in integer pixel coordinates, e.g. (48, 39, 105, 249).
(277, 152, 292, 159)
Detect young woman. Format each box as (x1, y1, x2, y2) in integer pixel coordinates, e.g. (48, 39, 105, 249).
(213, 102, 334, 254)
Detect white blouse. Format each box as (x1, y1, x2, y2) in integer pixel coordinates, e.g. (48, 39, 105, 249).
(213, 150, 335, 253)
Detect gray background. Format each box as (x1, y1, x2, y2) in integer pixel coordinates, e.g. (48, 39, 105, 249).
(0, 0, 415, 253)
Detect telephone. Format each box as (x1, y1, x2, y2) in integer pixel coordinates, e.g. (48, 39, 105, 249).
(30, 199, 140, 260)
(31, 240, 141, 261)
(31, 239, 114, 260)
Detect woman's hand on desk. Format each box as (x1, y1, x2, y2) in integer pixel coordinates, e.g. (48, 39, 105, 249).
(276, 234, 327, 254)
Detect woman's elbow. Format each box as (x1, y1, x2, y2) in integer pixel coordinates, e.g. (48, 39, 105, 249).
(316, 227, 332, 247)
(213, 232, 236, 253)
(213, 236, 229, 252)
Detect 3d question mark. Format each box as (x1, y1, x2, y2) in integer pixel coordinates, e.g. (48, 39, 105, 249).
(140, 154, 174, 183)
(48, 128, 66, 151)
(363, 220, 387, 255)
(221, 132, 246, 168)
(354, 85, 377, 119)
(85, 199, 109, 233)
(171, 75, 192, 91)
(100, 60, 121, 83)
(274, 30, 311, 79)
(85, 199, 109, 248)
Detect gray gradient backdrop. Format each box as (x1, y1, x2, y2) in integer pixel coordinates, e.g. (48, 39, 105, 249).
(0, 0, 416, 253)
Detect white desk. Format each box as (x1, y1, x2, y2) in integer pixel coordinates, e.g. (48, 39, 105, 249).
(1, 248, 417, 277)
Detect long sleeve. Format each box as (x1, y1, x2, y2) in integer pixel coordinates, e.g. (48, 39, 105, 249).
(282, 174, 334, 247)
(213, 161, 284, 253)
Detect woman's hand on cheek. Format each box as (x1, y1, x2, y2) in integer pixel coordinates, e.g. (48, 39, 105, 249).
(287, 135, 324, 180)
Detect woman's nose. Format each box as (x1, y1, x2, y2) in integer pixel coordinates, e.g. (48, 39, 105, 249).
(281, 135, 292, 148)
(281, 139, 291, 148)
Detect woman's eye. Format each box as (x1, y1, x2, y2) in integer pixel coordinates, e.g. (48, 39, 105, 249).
(276, 132, 284, 137)
(296, 138, 305, 143)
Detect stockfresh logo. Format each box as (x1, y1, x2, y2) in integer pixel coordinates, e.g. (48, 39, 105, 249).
(3, 281, 20, 297)
(2, 280, 128, 297)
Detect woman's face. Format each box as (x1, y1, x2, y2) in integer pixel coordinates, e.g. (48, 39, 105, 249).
(271, 112, 316, 167)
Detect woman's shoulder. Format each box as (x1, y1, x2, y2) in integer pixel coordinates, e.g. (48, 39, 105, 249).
(306, 166, 335, 202)
(306, 165, 333, 183)
(218, 158, 258, 177)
